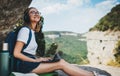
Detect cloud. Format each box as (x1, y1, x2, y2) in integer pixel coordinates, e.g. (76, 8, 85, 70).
(40, 0, 90, 15)
(68, 0, 90, 6)
(41, 3, 67, 14)
(30, 0, 119, 15)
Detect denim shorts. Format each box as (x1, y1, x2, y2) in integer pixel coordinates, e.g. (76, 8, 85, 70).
(17, 52, 41, 73)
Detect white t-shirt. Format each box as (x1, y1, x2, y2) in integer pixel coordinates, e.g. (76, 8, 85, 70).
(17, 27, 38, 55)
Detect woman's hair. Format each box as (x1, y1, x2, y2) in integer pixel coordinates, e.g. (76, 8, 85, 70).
(23, 7, 40, 32)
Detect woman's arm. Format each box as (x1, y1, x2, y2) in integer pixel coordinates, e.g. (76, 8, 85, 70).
(14, 41, 50, 62)
(14, 41, 37, 62)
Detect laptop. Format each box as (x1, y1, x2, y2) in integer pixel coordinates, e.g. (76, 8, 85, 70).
(41, 53, 61, 63)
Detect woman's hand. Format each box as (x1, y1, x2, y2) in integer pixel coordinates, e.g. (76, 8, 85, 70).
(35, 57, 51, 62)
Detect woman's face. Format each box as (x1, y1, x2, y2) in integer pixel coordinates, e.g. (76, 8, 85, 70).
(29, 8, 40, 23)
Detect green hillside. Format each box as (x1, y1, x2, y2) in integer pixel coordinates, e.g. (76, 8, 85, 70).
(89, 4, 120, 31)
(44, 31, 88, 64)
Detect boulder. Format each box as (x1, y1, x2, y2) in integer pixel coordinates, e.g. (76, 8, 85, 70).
(0, 0, 32, 49)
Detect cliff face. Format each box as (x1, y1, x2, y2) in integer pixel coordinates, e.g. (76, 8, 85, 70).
(87, 4, 120, 65)
(0, 0, 32, 48)
(87, 31, 120, 65)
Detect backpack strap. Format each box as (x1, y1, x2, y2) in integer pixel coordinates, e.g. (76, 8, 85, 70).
(22, 26, 32, 50)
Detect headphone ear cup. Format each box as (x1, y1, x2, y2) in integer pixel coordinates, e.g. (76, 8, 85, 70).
(24, 14, 30, 23)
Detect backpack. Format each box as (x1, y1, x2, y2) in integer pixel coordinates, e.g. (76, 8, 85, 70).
(5, 26, 32, 72)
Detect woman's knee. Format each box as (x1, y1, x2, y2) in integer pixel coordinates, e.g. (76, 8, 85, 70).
(58, 59, 69, 67)
(60, 59, 67, 63)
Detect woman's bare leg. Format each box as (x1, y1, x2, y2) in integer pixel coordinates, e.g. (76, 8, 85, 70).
(32, 59, 93, 76)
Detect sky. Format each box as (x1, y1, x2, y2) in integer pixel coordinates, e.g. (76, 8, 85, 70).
(30, 0, 120, 33)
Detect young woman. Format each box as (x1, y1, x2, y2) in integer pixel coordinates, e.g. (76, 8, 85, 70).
(14, 7, 94, 76)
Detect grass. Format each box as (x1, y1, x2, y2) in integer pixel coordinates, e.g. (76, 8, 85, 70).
(45, 34, 89, 64)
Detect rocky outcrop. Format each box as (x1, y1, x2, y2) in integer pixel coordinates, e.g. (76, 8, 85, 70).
(86, 31, 120, 65)
(56, 65, 111, 76)
(0, 0, 32, 49)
